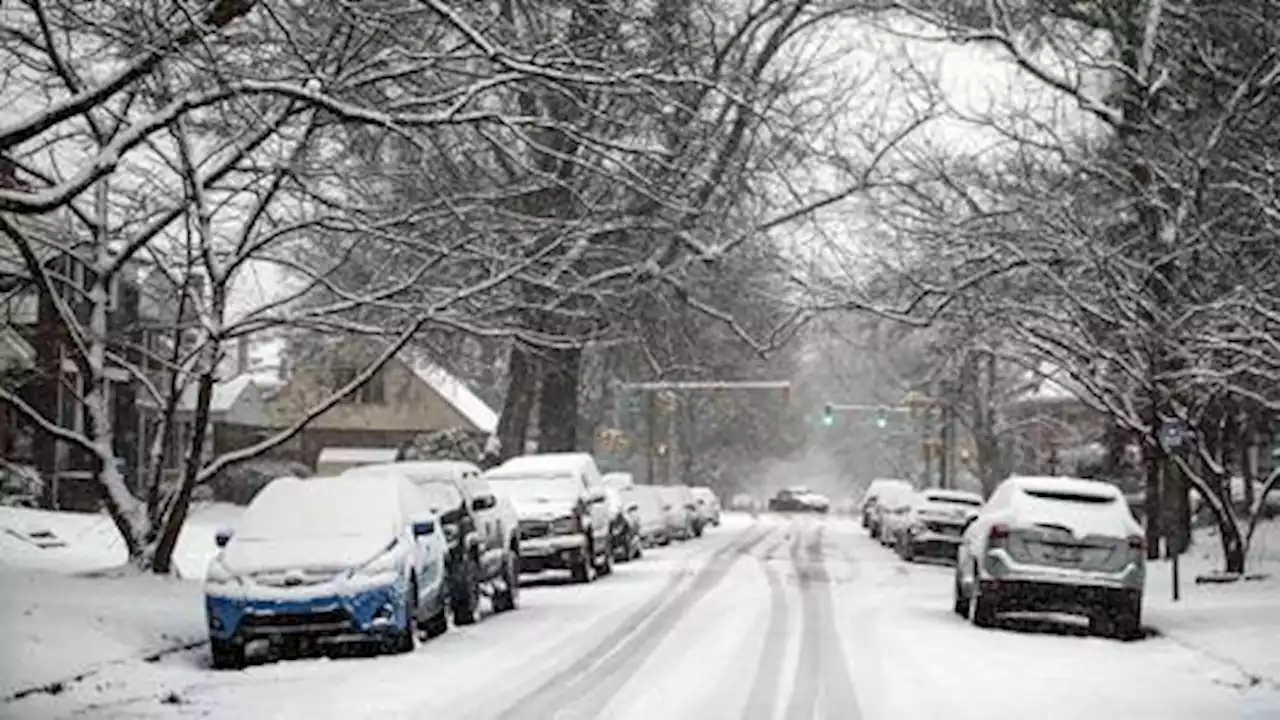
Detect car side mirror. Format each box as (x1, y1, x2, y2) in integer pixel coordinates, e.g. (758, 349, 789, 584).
(472, 493, 497, 511)
(214, 528, 234, 548)
(412, 519, 436, 537)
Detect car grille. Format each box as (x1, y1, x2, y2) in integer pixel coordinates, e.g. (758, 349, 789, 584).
(242, 608, 352, 635)
(519, 520, 550, 540)
(924, 521, 964, 536)
(250, 569, 343, 587)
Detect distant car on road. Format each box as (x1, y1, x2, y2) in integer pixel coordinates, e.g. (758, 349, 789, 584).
(624, 485, 669, 547)
(878, 488, 921, 547)
(768, 487, 830, 513)
(897, 489, 984, 562)
(204, 475, 448, 669)
(954, 475, 1146, 639)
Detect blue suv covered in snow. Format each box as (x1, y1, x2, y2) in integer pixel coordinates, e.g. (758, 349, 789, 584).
(203, 474, 449, 669)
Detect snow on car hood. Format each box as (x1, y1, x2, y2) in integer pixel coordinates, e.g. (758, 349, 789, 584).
(219, 534, 391, 575)
(510, 498, 578, 521)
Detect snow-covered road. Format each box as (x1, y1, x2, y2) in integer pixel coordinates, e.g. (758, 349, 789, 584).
(7, 513, 1280, 719)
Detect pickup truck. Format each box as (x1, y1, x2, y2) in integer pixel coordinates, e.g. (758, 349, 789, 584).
(344, 461, 521, 623)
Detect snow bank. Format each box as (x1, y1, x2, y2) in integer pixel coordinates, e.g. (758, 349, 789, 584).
(0, 569, 205, 698)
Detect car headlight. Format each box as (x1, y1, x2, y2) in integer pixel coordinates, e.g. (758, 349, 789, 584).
(550, 516, 579, 535)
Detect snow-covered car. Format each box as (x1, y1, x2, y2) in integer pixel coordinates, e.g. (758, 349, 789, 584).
(486, 453, 614, 582)
(344, 461, 520, 621)
(897, 489, 984, 562)
(203, 475, 449, 669)
(769, 487, 830, 513)
(657, 485, 697, 540)
(877, 488, 920, 547)
(690, 486, 722, 528)
(602, 471, 635, 490)
(604, 485, 643, 562)
(729, 493, 759, 512)
(860, 479, 914, 537)
(954, 475, 1146, 639)
(624, 485, 669, 547)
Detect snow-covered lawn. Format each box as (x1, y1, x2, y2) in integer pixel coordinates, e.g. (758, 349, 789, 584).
(0, 504, 242, 699)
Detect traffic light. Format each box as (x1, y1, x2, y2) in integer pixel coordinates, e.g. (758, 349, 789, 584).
(875, 406, 888, 429)
(822, 403, 834, 426)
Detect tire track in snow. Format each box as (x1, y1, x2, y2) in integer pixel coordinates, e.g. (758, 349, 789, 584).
(495, 521, 776, 720)
(742, 522, 801, 720)
(781, 519, 862, 720)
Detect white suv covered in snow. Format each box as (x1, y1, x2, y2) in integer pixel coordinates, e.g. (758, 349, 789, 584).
(204, 475, 449, 668)
(954, 475, 1146, 639)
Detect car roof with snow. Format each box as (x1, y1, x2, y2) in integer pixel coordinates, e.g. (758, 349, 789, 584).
(494, 453, 597, 475)
(921, 489, 983, 504)
(1007, 475, 1124, 499)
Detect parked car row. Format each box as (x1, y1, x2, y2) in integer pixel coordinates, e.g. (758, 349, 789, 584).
(203, 452, 722, 669)
(858, 474, 1148, 640)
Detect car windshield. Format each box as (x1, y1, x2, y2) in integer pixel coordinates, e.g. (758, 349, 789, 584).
(925, 494, 982, 507)
(488, 475, 580, 502)
(414, 480, 463, 512)
(236, 479, 397, 541)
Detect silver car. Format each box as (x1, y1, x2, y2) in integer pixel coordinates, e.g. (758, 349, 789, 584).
(954, 475, 1146, 640)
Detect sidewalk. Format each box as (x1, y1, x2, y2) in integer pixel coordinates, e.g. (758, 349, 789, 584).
(1145, 519, 1280, 689)
(0, 504, 238, 698)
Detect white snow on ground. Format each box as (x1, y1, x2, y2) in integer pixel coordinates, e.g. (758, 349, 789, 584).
(1, 509, 1278, 719)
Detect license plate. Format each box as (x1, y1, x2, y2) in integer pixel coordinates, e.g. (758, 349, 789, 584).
(1050, 546, 1083, 562)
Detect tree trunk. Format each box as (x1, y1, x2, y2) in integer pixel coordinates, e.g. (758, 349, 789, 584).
(151, 369, 216, 574)
(497, 343, 537, 461)
(536, 346, 581, 453)
(1142, 440, 1162, 560)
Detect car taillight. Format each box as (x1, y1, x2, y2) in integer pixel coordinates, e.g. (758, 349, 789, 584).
(1127, 535, 1146, 551)
(988, 523, 1011, 545)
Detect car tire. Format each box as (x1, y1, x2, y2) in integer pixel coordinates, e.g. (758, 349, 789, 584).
(210, 638, 246, 670)
(451, 554, 482, 626)
(595, 537, 614, 576)
(571, 542, 594, 583)
(390, 580, 417, 653)
(492, 551, 520, 613)
(1095, 594, 1142, 640)
(422, 605, 448, 639)
(952, 572, 968, 617)
(968, 567, 998, 628)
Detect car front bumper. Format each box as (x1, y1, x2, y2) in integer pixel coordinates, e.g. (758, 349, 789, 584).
(205, 575, 410, 644)
(518, 534, 587, 572)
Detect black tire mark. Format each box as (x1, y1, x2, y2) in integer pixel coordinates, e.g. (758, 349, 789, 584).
(496, 522, 775, 720)
(743, 528, 801, 720)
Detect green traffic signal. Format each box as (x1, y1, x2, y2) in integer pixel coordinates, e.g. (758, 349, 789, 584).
(822, 403, 834, 426)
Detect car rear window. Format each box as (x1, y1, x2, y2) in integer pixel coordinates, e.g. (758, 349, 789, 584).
(1023, 489, 1116, 505)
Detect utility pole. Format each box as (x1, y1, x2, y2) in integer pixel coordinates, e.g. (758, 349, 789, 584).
(645, 389, 657, 485)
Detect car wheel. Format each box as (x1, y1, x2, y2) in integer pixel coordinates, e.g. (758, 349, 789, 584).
(571, 541, 594, 583)
(422, 605, 448, 639)
(1094, 593, 1142, 640)
(952, 571, 968, 617)
(210, 638, 246, 670)
(451, 555, 482, 626)
(595, 537, 614, 576)
(968, 565, 998, 628)
(492, 551, 520, 613)
(390, 580, 417, 653)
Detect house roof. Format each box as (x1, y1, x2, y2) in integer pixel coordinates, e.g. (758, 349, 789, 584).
(179, 375, 258, 414)
(408, 356, 499, 434)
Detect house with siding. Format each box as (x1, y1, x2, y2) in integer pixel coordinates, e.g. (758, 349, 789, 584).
(264, 342, 498, 470)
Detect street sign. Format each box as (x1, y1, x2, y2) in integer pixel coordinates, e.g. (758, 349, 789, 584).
(1160, 418, 1185, 452)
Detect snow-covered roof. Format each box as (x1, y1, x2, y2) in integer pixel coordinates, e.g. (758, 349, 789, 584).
(315, 447, 400, 466)
(408, 356, 498, 434)
(179, 375, 257, 414)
